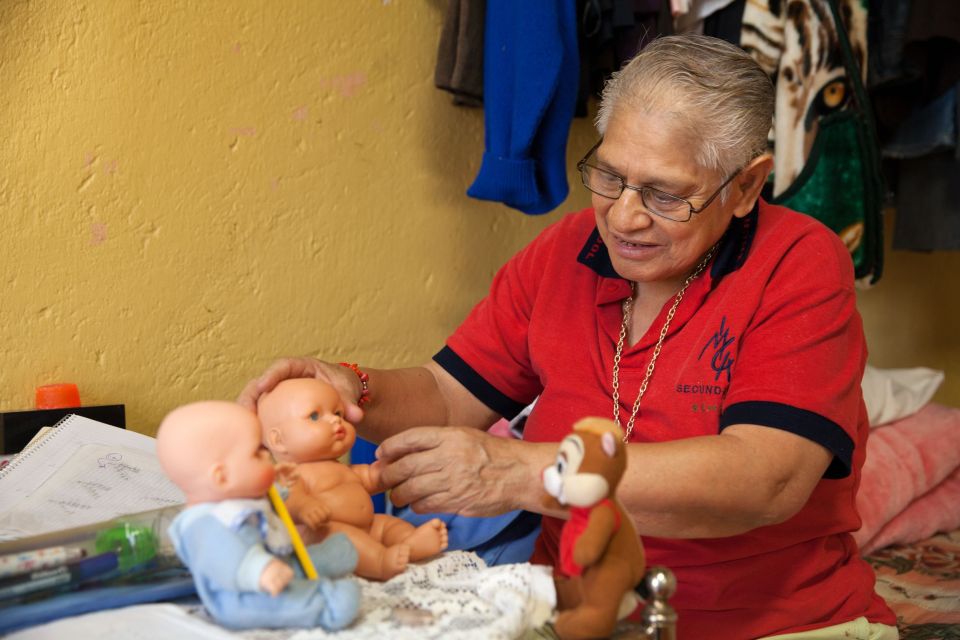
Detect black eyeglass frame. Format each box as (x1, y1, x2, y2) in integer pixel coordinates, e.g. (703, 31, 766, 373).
(576, 140, 742, 223)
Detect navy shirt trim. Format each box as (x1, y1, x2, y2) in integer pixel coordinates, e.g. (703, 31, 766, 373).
(577, 201, 761, 282)
(719, 400, 854, 479)
(432, 346, 528, 420)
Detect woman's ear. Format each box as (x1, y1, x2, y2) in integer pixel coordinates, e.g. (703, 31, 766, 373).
(731, 153, 774, 218)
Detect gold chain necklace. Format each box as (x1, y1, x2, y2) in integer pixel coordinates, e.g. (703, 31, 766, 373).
(612, 246, 717, 442)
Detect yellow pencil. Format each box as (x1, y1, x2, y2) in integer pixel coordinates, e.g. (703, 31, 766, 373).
(267, 484, 318, 580)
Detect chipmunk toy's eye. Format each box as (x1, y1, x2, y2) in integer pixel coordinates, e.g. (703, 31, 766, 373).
(556, 435, 585, 476)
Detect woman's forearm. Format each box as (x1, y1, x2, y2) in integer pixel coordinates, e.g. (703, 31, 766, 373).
(618, 426, 832, 538)
(356, 362, 501, 443)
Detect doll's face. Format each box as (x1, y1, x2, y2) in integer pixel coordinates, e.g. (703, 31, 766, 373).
(266, 380, 357, 464)
(158, 401, 277, 504)
(218, 413, 277, 499)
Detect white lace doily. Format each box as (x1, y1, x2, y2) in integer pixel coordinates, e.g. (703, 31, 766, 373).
(185, 551, 555, 640)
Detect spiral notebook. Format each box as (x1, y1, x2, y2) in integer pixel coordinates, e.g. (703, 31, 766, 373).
(0, 414, 185, 541)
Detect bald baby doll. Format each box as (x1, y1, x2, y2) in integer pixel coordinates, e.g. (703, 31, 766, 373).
(157, 401, 360, 630)
(259, 378, 448, 581)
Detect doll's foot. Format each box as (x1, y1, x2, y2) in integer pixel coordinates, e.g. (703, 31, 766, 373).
(379, 543, 411, 579)
(403, 518, 449, 560)
(315, 577, 361, 631)
(308, 532, 358, 578)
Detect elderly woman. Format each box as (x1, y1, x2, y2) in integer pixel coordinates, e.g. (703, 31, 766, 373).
(240, 35, 896, 639)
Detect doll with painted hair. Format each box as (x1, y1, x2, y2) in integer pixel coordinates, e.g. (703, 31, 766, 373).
(156, 400, 360, 630)
(258, 378, 448, 581)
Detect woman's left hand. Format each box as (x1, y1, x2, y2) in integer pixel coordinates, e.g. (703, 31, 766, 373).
(375, 426, 541, 517)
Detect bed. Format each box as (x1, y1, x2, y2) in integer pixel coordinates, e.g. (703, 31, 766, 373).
(867, 530, 960, 639)
(856, 366, 960, 638)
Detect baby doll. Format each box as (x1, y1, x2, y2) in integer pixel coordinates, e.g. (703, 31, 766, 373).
(258, 378, 448, 581)
(541, 417, 647, 640)
(156, 400, 360, 631)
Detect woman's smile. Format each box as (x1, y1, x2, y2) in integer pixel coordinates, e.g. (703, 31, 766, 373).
(609, 232, 660, 258)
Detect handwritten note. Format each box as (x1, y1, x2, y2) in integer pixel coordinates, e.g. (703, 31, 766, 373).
(0, 415, 184, 541)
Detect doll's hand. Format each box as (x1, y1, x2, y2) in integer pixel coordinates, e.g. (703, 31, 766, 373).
(260, 558, 294, 596)
(300, 499, 332, 529)
(360, 460, 387, 494)
(274, 462, 299, 488)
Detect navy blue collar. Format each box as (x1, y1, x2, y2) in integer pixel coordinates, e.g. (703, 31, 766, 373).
(577, 201, 759, 284)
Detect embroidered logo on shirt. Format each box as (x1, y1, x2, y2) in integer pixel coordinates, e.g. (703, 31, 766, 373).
(699, 316, 736, 383)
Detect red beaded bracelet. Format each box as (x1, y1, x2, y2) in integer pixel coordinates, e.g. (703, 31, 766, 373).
(338, 362, 370, 407)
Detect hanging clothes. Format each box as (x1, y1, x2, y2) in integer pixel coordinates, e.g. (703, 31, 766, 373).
(466, 0, 580, 215)
(575, 0, 673, 118)
(435, 0, 486, 107)
(868, 0, 960, 252)
(726, 0, 884, 283)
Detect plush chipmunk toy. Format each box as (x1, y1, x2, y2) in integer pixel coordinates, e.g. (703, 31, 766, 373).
(542, 417, 647, 640)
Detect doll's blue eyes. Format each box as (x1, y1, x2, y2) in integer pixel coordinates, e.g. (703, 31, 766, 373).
(308, 410, 343, 423)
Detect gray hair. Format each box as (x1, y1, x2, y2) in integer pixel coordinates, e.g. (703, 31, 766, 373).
(595, 34, 774, 179)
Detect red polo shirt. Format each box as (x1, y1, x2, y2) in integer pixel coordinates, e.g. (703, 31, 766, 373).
(433, 200, 895, 638)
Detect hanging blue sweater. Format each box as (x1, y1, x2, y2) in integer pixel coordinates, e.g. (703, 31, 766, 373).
(467, 0, 579, 215)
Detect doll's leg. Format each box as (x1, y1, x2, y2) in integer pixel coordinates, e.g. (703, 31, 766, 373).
(222, 577, 360, 631)
(328, 522, 410, 581)
(305, 577, 361, 631)
(374, 514, 449, 561)
(306, 532, 358, 578)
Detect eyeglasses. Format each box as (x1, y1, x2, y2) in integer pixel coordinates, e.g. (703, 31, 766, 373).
(576, 140, 741, 223)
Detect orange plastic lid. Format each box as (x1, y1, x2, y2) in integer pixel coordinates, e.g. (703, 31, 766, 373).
(35, 383, 81, 409)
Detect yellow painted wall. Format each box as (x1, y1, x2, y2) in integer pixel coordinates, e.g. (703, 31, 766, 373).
(1, 2, 956, 435)
(0, 1, 595, 434)
(857, 213, 960, 407)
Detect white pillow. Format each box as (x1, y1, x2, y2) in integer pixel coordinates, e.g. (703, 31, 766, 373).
(861, 364, 945, 427)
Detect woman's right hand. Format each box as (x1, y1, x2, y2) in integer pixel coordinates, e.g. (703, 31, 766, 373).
(237, 356, 365, 423)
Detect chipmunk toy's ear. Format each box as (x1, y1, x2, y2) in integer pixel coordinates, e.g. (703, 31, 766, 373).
(601, 431, 617, 458)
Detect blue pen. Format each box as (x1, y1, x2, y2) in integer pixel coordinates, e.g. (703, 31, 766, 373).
(0, 552, 118, 601)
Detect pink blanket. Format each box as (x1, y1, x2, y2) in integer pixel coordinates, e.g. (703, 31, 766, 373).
(853, 403, 960, 554)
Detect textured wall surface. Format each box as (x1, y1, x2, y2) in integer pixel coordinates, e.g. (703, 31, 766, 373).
(0, 1, 593, 432)
(0, 1, 956, 435)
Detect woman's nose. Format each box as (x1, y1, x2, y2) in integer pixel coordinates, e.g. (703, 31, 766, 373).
(608, 188, 653, 229)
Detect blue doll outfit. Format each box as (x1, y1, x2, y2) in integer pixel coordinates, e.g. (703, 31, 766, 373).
(169, 499, 360, 631)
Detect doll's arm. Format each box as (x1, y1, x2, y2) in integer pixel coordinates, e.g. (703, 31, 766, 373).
(179, 514, 278, 593)
(284, 478, 332, 529)
(351, 462, 387, 495)
(274, 462, 299, 488)
(573, 503, 618, 569)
